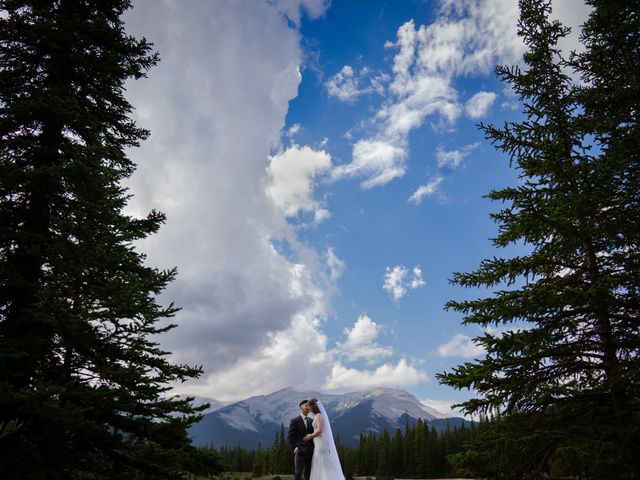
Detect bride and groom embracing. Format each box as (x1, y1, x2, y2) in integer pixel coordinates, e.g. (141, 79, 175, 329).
(287, 398, 345, 480)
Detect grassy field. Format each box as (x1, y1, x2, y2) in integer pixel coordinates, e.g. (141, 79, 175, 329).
(201, 474, 475, 480)
(202, 474, 292, 480)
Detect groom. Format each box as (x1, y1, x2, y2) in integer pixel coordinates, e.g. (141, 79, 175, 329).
(287, 399, 314, 480)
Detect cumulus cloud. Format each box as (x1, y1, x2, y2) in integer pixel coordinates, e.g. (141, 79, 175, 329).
(334, 314, 393, 363)
(266, 144, 332, 221)
(122, 0, 431, 401)
(324, 358, 428, 390)
(437, 333, 485, 358)
(383, 265, 426, 302)
(122, 0, 351, 401)
(436, 142, 479, 169)
(409, 176, 444, 205)
(465, 91, 497, 119)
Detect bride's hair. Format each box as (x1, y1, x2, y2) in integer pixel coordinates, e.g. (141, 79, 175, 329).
(308, 398, 321, 414)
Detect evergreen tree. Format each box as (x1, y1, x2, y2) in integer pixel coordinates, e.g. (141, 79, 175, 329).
(438, 0, 639, 477)
(389, 428, 404, 477)
(375, 428, 391, 479)
(401, 414, 413, 477)
(355, 432, 366, 476)
(413, 419, 425, 477)
(0, 1, 221, 478)
(252, 443, 266, 477)
(277, 423, 291, 474)
(359, 431, 377, 476)
(229, 444, 244, 472)
(422, 424, 435, 477)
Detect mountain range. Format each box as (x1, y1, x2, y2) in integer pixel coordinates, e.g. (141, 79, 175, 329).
(188, 387, 471, 448)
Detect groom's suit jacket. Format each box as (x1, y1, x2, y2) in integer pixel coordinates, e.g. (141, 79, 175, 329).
(288, 414, 315, 457)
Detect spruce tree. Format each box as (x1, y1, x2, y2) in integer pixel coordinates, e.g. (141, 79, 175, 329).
(402, 415, 413, 477)
(390, 428, 403, 477)
(375, 429, 391, 479)
(438, 0, 639, 477)
(0, 1, 221, 478)
(412, 419, 425, 477)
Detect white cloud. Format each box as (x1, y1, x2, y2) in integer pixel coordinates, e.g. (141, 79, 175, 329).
(465, 91, 497, 119)
(550, 0, 592, 58)
(500, 84, 520, 110)
(370, 72, 390, 95)
(186, 315, 327, 402)
(410, 266, 426, 289)
(326, 65, 366, 102)
(335, 314, 393, 363)
(272, 0, 330, 27)
(346, 314, 380, 345)
(332, 139, 407, 189)
(436, 0, 525, 74)
(326, 247, 345, 281)
(324, 358, 428, 390)
(122, 0, 434, 403)
(435, 142, 479, 169)
(326, 65, 358, 101)
(437, 333, 485, 358)
(286, 123, 301, 137)
(122, 0, 346, 402)
(383, 265, 426, 302)
(266, 144, 332, 221)
(409, 176, 444, 205)
(326, 65, 390, 102)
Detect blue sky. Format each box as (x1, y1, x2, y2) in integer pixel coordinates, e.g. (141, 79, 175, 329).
(123, 0, 590, 415)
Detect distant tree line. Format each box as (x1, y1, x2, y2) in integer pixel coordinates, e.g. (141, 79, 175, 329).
(200, 418, 478, 478)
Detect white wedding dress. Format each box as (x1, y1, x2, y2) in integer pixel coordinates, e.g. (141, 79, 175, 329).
(310, 401, 345, 480)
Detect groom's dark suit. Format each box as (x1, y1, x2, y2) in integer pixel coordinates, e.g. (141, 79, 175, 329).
(288, 414, 314, 480)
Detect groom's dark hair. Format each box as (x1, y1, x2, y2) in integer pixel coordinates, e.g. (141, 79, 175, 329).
(299, 399, 308, 407)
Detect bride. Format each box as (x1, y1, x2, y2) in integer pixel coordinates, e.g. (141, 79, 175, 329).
(303, 398, 345, 480)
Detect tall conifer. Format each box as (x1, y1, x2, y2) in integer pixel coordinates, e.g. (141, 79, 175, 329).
(0, 1, 220, 477)
(438, 0, 639, 477)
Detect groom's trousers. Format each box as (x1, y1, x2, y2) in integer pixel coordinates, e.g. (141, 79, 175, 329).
(294, 450, 312, 480)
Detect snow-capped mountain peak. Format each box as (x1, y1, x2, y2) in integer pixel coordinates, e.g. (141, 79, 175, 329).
(189, 387, 464, 448)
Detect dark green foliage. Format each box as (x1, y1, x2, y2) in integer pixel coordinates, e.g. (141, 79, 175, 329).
(211, 443, 264, 474)
(438, 0, 640, 478)
(213, 420, 477, 478)
(0, 0, 222, 478)
(352, 421, 476, 478)
(375, 428, 391, 478)
(251, 443, 268, 477)
(269, 423, 292, 475)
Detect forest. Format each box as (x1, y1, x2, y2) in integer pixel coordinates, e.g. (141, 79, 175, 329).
(208, 419, 478, 479)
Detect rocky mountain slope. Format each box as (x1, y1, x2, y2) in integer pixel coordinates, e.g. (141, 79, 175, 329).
(188, 387, 470, 448)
